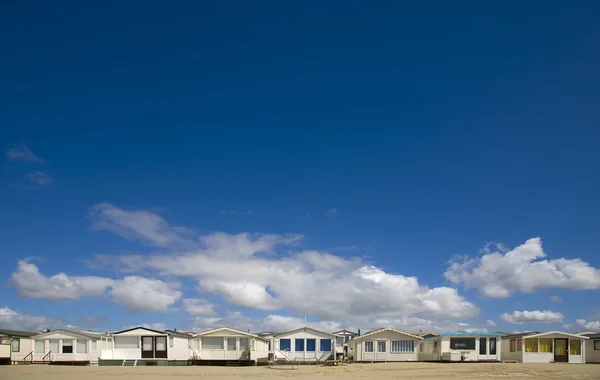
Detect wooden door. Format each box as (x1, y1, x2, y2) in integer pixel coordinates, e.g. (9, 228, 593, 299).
(554, 339, 568, 362)
(155, 336, 167, 359)
(141, 336, 154, 359)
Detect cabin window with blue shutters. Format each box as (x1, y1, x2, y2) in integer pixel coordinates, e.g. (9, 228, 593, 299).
(320, 339, 331, 352)
(279, 339, 291, 351)
(295, 339, 305, 351)
(306, 339, 316, 352)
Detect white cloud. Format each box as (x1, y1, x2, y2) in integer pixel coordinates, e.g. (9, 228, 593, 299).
(89, 204, 478, 322)
(574, 319, 600, 332)
(181, 299, 216, 317)
(549, 296, 563, 303)
(89, 203, 197, 248)
(445, 238, 600, 298)
(563, 324, 574, 330)
(500, 310, 564, 324)
(11, 260, 114, 300)
(24, 171, 54, 186)
(109, 277, 182, 313)
(220, 209, 253, 216)
(5, 142, 45, 162)
(486, 320, 497, 327)
(0, 307, 48, 331)
(324, 208, 337, 217)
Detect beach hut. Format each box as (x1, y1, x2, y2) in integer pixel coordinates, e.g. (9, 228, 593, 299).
(501, 331, 588, 363)
(271, 327, 337, 363)
(420, 331, 503, 362)
(29, 329, 106, 365)
(100, 327, 191, 365)
(347, 328, 422, 362)
(192, 327, 269, 365)
(0, 329, 37, 365)
(332, 329, 359, 360)
(582, 333, 600, 363)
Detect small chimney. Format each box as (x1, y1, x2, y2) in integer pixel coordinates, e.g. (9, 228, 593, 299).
(358, 329, 361, 336)
(174, 328, 177, 332)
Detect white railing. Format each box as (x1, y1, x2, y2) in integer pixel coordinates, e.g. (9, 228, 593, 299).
(11, 352, 33, 362)
(50, 353, 76, 361)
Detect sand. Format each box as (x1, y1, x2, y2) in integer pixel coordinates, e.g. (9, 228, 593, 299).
(1, 362, 599, 380)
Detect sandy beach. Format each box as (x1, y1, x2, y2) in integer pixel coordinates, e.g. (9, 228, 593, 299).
(1, 363, 599, 380)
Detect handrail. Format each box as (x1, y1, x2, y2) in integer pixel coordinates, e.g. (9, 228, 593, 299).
(42, 351, 52, 362)
(24, 351, 33, 362)
(274, 348, 293, 362)
(317, 350, 332, 363)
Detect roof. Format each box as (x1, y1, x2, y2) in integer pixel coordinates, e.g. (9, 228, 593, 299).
(352, 328, 422, 341)
(34, 329, 98, 339)
(112, 327, 169, 335)
(332, 329, 358, 335)
(439, 331, 505, 337)
(196, 327, 268, 341)
(273, 327, 338, 338)
(0, 329, 37, 337)
(525, 331, 589, 340)
(581, 332, 600, 339)
(164, 329, 195, 338)
(501, 331, 540, 339)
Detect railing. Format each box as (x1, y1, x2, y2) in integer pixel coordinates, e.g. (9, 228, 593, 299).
(11, 351, 33, 363)
(317, 351, 333, 363)
(42, 351, 52, 362)
(49, 353, 75, 361)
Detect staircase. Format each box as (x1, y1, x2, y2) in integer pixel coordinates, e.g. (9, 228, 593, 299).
(122, 359, 137, 366)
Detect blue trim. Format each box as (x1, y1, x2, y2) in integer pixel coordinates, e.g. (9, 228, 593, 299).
(439, 331, 505, 337)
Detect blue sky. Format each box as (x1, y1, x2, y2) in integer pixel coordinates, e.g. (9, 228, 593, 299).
(1, 1, 599, 334)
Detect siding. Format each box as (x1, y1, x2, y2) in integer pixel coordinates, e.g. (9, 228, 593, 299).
(585, 339, 600, 363)
(350, 330, 419, 362)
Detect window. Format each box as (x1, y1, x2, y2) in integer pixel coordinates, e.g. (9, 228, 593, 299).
(539, 338, 552, 353)
(364, 341, 374, 353)
(91, 340, 98, 353)
(77, 340, 88, 354)
(509, 339, 523, 352)
(155, 337, 166, 351)
(320, 339, 331, 352)
(202, 337, 224, 350)
(489, 338, 497, 355)
(525, 338, 538, 353)
(391, 340, 414, 353)
(35, 340, 45, 353)
(450, 338, 476, 350)
(239, 338, 249, 351)
(11, 338, 20, 352)
(227, 338, 237, 351)
(295, 338, 305, 351)
(169, 336, 174, 348)
(377, 341, 386, 353)
(306, 339, 316, 352)
(570, 340, 581, 355)
(279, 339, 291, 351)
(595, 340, 600, 350)
(62, 340, 73, 354)
(268, 340, 272, 351)
(49, 339, 59, 353)
(114, 336, 139, 349)
(479, 338, 487, 355)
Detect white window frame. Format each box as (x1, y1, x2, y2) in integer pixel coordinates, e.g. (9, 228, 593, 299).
(391, 340, 414, 353)
(377, 341, 387, 353)
(364, 341, 374, 353)
(11, 338, 20, 352)
(77, 340, 88, 354)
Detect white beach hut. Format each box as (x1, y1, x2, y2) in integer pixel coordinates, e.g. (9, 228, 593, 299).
(192, 327, 269, 365)
(270, 327, 337, 363)
(501, 331, 588, 363)
(347, 328, 422, 362)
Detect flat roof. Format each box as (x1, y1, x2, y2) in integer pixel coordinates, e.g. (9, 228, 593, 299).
(439, 331, 505, 337)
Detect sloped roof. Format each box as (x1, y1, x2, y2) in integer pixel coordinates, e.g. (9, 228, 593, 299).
(274, 327, 337, 338)
(439, 331, 505, 337)
(525, 331, 589, 340)
(352, 328, 422, 341)
(112, 327, 168, 335)
(196, 327, 268, 341)
(501, 331, 540, 339)
(0, 329, 37, 337)
(33, 329, 98, 339)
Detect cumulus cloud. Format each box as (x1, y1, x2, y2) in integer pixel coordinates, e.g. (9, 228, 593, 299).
(573, 319, 600, 332)
(11, 260, 114, 300)
(0, 307, 48, 331)
(549, 296, 563, 303)
(500, 310, 564, 324)
(486, 320, 497, 327)
(445, 238, 600, 298)
(5, 142, 45, 162)
(181, 299, 216, 317)
(109, 277, 182, 313)
(11, 261, 181, 313)
(24, 171, 54, 186)
(89, 203, 198, 248)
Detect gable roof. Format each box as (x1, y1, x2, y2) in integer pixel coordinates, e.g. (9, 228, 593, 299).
(196, 327, 268, 341)
(33, 329, 98, 339)
(352, 328, 422, 341)
(525, 331, 589, 340)
(112, 327, 168, 335)
(164, 329, 195, 338)
(501, 331, 540, 339)
(274, 327, 337, 338)
(439, 331, 505, 337)
(332, 329, 358, 336)
(0, 329, 37, 337)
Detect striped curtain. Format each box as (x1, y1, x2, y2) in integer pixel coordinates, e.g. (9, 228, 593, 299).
(569, 340, 581, 355)
(525, 339, 538, 353)
(539, 339, 552, 353)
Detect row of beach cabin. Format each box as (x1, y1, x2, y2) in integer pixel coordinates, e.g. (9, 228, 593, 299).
(1, 326, 598, 366)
